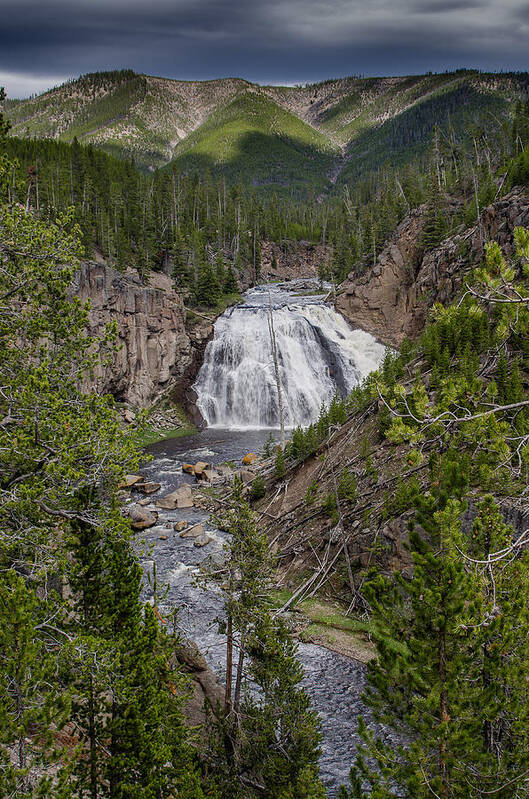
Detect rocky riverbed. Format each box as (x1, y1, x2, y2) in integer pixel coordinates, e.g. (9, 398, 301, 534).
(123, 429, 396, 796)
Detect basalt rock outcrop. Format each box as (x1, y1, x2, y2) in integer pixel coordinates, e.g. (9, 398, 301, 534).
(73, 262, 199, 408)
(337, 187, 529, 347)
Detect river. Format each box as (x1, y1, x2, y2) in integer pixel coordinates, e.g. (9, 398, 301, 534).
(134, 281, 391, 795)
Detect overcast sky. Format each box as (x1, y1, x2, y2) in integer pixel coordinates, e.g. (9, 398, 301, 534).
(1, 0, 528, 98)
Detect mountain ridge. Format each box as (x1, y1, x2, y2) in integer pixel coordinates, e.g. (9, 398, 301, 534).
(5, 68, 529, 192)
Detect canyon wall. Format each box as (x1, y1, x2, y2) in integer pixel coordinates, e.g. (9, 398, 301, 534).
(72, 262, 205, 409)
(337, 187, 529, 347)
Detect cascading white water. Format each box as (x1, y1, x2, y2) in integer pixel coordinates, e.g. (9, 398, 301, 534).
(194, 283, 386, 430)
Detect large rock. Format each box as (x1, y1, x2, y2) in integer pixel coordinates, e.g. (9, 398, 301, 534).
(129, 504, 158, 530)
(174, 640, 224, 729)
(237, 469, 256, 484)
(193, 461, 210, 478)
(336, 188, 529, 347)
(156, 484, 193, 510)
(202, 468, 222, 483)
(118, 474, 144, 489)
(174, 520, 188, 532)
(72, 264, 193, 408)
(180, 522, 205, 539)
(177, 496, 194, 508)
(194, 533, 212, 547)
(136, 481, 161, 495)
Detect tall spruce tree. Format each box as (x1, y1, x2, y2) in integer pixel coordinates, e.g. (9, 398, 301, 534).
(0, 571, 74, 798)
(341, 230, 529, 798)
(195, 255, 222, 307)
(204, 481, 324, 798)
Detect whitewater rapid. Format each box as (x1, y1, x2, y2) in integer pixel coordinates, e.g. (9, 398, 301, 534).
(194, 282, 386, 429)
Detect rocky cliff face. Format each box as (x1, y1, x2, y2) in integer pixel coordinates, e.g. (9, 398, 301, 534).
(337, 187, 529, 347)
(73, 262, 200, 409)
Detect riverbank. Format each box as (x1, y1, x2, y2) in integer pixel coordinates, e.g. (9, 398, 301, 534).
(269, 592, 375, 664)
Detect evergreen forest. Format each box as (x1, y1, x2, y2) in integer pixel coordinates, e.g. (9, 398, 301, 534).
(2, 67, 529, 799)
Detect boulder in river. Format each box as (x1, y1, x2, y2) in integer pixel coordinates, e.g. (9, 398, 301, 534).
(136, 481, 161, 495)
(118, 474, 144, 489)
(174, 520, 188, 532)
(129, 504, 158, 530)
(156, 484, 192, 510)
(182, 463, 195, 475)
(202, 468, 222, 483)
(178, 496, 194, 508)
(180, 522, 205, 539)
(194, 533, 213, 547)
(193, 461, 210, 478)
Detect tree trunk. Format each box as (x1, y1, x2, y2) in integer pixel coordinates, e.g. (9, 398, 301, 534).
(233, 631, 246, 722)
(89, 675, 99, 799)
(225, 613, 233, 718)
(439, 627, 448, 799)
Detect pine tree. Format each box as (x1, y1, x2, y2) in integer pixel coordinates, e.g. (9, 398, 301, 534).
(215, 251, 226, 291)
(195, 256, 222, 307)
(419, 172, 447, 253)
(204, 481, 324, 798)
(223, 261, 239, 294)
(0, 571, 74, 798)
(345, 454, 481, 798)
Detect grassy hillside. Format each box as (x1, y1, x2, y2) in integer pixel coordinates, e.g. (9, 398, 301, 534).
(170, 91, 337, 195)
(337, 79, 513, 182)
(4, 69, 529, 192)
(5, 70, 251, 169)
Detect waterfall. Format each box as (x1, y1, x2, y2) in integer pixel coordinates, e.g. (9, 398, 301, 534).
(194, 287, 386, 430)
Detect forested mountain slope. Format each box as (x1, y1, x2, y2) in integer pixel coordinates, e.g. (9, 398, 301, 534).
(6, 69, 529, 192)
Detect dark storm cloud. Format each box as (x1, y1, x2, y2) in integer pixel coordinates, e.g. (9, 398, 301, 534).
(411, 0, 487, 13)
(0, 0, 528, 97)
(512, 2, 529, 20)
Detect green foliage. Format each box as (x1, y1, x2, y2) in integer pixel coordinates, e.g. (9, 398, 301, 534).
(223, 260, 239, 293)
(343, 490, 529, 798)
(274, 447, 286, 479)
(305, 480, 318, 506)
(0, 571, 74, 798)
(0, 127, 207, 798)
(282, 397, 350, 471)
(322, 493, 339, 525)
(249, 475, 266, 501)
(205, 481, 324, 798)
(170, 90, 336, 199)
(338, 468, 357, 503)
(262, 432, 275, 458)
(341, 229, 529, 797)
(195, 255, 223, 307)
